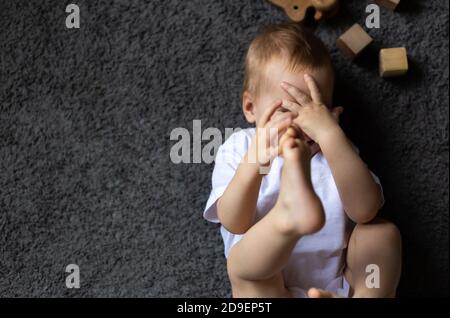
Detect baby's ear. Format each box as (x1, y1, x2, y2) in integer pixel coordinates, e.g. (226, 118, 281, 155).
(242, 91, 256, 124)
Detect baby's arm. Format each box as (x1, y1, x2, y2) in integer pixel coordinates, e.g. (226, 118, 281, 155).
(217, 147, 264, 234)
(319, 128, 383, 223)
(281, 75, 383, 224)
(217, 101, 294, 234)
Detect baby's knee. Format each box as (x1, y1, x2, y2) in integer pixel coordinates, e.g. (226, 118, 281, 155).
(379, 220, 401, 244)
(373, 218, 401, 243)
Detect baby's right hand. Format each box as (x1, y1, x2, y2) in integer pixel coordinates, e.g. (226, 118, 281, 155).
(249, 100, 295, 167)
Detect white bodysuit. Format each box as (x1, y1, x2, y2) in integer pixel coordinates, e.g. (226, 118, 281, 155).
(203, 128, 383, 297)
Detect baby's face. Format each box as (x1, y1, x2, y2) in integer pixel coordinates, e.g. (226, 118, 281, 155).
(254, 58, 334, 154)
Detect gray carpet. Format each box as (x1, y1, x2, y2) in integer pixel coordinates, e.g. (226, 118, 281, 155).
(0, 0, 448, 297)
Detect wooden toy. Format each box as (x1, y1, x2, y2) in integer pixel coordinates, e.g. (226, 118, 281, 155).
(336, 24, 373, 60)
(268, 0, 339, 22)
(374, 0, 400, 11)
(379, 47, 408, 77)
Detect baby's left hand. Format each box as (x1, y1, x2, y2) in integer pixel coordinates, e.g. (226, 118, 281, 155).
(280, 74, 343, 145)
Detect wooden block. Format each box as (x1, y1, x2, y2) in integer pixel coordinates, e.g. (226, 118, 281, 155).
(336, 24, 373, 60)
(379, 47, 408, 77)
(374, 0, 400, 11)
(268, 0, 339, 22)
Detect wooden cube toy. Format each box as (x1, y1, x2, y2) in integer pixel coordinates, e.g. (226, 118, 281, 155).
(374, 0, 400, 11)
(336, 24, 373, 60)
(379, 47, 408, 77)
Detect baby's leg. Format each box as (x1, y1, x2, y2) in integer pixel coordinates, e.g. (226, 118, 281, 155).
(227, 136, 325, 298)
(309, 218, 402, 298)
(345, 218, 402, 297)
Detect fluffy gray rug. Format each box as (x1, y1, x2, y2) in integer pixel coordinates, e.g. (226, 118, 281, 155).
(0, 0, 448, 297)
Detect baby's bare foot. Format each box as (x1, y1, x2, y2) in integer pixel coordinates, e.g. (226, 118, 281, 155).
(274, 135, 325, 236)
(308, 288, 343, 298)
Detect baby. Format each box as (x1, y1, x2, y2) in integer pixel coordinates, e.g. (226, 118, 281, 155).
(204, 23, 402, 298)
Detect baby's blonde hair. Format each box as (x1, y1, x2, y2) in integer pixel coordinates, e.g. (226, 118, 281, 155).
(243, 23, 332, 96)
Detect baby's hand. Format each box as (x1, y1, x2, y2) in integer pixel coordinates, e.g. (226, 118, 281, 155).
(250, 100, 295, 167)
(280, 74, 343, 145)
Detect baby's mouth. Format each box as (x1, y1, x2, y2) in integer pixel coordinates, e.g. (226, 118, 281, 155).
(306, 140, 316, 146)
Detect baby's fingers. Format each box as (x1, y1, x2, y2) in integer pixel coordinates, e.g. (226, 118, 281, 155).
(281, 100, 300, 116)
(270, 108, 291, 123)
(281, 82, 312, 106)
(267, 113, 294, 134)
(258, 100, 282, 127)
(304, 74, 323, 104)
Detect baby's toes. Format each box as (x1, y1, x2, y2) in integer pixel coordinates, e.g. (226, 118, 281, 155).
(281, 138, 298, 159)
(285, 126, 298, 138)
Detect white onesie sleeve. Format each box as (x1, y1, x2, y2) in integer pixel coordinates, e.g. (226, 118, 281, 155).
(203, 129, 252, 223)
(370, 171, 385, 207)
